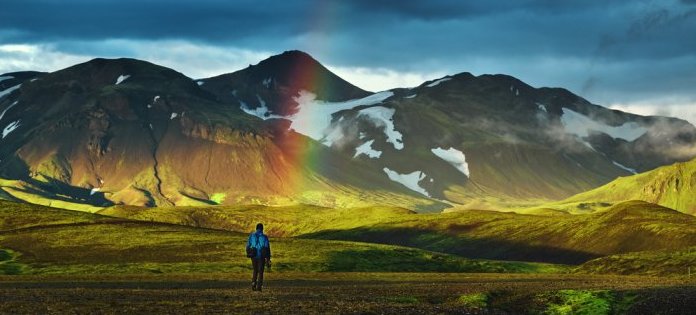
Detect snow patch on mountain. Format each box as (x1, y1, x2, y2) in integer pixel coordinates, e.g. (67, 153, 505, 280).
(2, 120, 20, 138)
(321, 126, 346, 147)
(561, 108, 647, 142)
(354, 140, 382, 159)
(383, 167, 430, 197)
(580, 140, 596, 152)
(170, 113, 178, 120)
(256, 95, 266, 107)
(612, 161, 637, 174)
(536, 103, 547, 112)
(431, 147, 470, 176)
(239, 97, 284, 121)
(197, 81, 204, 86)
(115, 75, 130, 85)
(154, 95, 160, 103)
(0, 76, 13, 83)
(0, 101, 18, 121)
(426, 77, 451, 87)
(262, 77, 272, 88)
(0, 84, 21, 100)
(404, 94, 417, 99)
(358, 106, 404, 150)
(290, 90, 393, 142)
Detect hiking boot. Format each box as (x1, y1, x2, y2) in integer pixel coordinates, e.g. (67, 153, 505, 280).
(256, 285, 262, 292)
(251, 282, 257, 291)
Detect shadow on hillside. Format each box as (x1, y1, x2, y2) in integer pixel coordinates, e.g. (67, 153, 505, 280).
(22, 176, 114, 207)
(324, 248, 547, 273)
(0, 155, 113, 207)
(325, 249, 469, 272)
(303, 227, 599, 265)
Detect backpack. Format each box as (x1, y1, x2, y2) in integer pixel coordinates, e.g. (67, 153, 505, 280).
(246, 233, 267, 258)
(245, 246, 256, 258)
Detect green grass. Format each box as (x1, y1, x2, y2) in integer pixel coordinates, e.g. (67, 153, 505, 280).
(478, 289, 639, 314)
(0, 179, 104, 213)
(0, 248, 25, 275)
(209, 193, 226, 204)
(542, 290, 613, 315)
(0, 201, 561, 275)
(0, 200, 114, 230)
(575, 246, 696, 277)
(548, 157, 696, 215)
(99, 200, 696, 265)
(457, 292, 488, 308)
(3, 199, 695, 275)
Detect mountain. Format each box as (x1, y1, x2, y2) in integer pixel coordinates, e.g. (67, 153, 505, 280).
(198, 50, 371, 115)
(0, 71, 46, 89)
(554, 156, 696, 215)
(0, 57, 440, 211)
(200, 55, 696, 209)
(0, 51, 695, 211)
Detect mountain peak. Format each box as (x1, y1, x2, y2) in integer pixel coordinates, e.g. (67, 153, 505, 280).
(201, 50, 370, 103)
(74, 57, 188, 78)
(246, 49, 371, 100)
(266, 50, 317, 64)
(31, 57, 202, 95)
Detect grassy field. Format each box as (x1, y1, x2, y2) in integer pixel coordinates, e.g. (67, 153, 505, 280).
(2, 199, 696, 313)
(0, 201, 561, 275)
(1, 273, 695, 314)
(101, 200, 696, 265)
(575, 246, 696, 277)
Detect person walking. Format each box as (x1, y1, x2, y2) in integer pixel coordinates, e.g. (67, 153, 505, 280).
(246, 223, 271, 291)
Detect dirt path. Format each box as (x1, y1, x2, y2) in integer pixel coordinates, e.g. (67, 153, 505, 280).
(1, 273, 695, 314)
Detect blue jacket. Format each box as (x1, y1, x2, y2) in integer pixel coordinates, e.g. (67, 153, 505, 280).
(247, 230, 271, 259)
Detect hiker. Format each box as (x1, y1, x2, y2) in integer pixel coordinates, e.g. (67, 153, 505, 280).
(246, 223, 271, 291)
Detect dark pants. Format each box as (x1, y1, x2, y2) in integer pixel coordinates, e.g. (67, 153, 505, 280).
(251, 258, 265, 287)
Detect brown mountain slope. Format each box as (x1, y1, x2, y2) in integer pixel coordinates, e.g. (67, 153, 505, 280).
(0, 58, 441, 210)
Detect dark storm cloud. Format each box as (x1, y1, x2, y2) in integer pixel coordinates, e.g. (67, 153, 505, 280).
(347, 0, 620, 20)
(1, 0, 695, 106)
(1, 0, 693, 65)
(0, 0, 307, 43)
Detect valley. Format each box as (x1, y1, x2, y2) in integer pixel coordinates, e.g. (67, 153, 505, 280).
(1, 52, 696, 314)
(1, 200, 695, 313)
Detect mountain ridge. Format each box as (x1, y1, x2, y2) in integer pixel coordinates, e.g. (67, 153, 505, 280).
(1, 50, 695, 211)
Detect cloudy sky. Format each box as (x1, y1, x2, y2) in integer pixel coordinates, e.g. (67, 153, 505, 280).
(1, 0, 695, 122)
